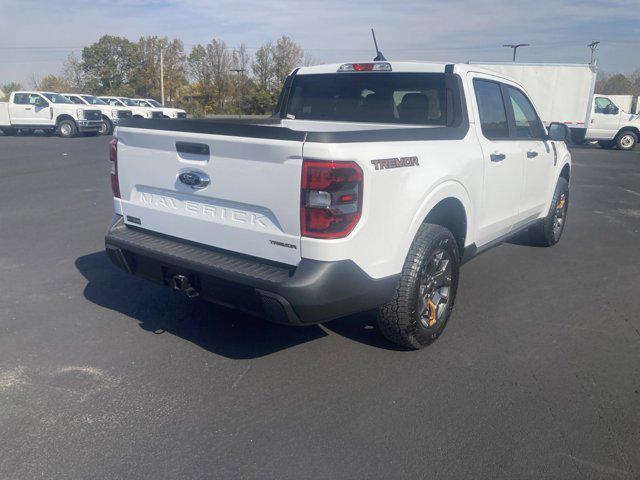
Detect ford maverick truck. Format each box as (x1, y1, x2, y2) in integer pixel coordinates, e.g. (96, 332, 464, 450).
(104, 61, 571, 349)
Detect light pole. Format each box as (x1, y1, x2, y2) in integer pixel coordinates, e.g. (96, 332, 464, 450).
(230, 68, 245, 118)
(587, 41, 600, 65)
(160, 47, 165, 105)
(503, 43, 529, 62)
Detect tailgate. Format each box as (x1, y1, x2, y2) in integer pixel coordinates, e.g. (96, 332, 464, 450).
(115, 127, 304, 265)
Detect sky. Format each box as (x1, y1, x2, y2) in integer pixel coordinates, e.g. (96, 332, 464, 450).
(1, 0, 639, 86)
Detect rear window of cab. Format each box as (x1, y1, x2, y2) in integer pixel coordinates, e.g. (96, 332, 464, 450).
(286, 73, 447, 126)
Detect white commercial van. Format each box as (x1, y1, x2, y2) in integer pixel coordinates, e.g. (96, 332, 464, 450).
(470, 62, 640, 150)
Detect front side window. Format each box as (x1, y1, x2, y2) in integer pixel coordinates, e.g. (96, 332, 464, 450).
(286, 73, 447, 125)
(42, 93, 73, 104)
(473, 79, 509, 139)
(147, 99, 162, 107)
(507, 87, 545, 139)
(119, 98, 138, 107)
(67, 95, 84, 104)
(594, 97, 616, 114)
(29, 94, 48, 106)
(81, 95, 107, 105)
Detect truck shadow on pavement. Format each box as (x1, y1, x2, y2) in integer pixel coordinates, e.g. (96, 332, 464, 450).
(75, 252, 396, 359)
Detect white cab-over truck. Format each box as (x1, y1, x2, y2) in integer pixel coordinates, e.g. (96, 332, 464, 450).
(131, 98, 187, 118)
(105, 61, 571, 349)
(0, 91, 103, 137)
(471, 62, 640, 151)
(97, 96, 163, 119)
(62, 93, 133, 135)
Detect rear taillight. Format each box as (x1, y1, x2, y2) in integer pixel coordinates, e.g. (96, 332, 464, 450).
(300, 160, 363, 239)
(109, 138, 120, 198)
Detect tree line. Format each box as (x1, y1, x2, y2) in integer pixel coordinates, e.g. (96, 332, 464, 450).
(1, 34, 307, 116)
(2, 38, 639, 116)
(595, 71, 640, 97)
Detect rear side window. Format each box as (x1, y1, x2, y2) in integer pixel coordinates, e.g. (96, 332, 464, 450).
(473, 80, 509, 139)
(507, 87, 545, 138)
(13, 93, 28, 104)
(286, 73, 447, 125)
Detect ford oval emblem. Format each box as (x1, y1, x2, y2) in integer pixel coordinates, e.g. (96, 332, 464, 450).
(178, 170, 210, 190)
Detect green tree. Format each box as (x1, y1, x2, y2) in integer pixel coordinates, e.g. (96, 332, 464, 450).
(272, 36, 303, 92)
(252, 42, 274, 91)
(81, 35, 139, 95)
(62, 53, 85, 91)
(38, 74, 69, 92)
(135, 36, 186, 104)
(602, 73, 633, 94)
(188, 44, 212, 102)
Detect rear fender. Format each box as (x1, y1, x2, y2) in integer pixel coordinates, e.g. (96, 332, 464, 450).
(401, 180, 474, 261)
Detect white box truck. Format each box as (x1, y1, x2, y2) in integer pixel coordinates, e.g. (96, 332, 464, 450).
(469, 62, 640, 150)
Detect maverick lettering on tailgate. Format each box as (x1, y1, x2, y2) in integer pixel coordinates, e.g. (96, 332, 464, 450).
(371, 156, 419, 171)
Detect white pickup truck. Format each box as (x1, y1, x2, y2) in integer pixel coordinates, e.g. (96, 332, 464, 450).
(131, 98, 187, 119)
(97, 96, 163, 119)
(105, 61, 571, 349)
(62, 93, 132, 135)
(0, 91, 103, 137)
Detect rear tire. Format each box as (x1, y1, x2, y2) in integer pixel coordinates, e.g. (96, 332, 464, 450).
(615, 131, 637, 151)
(528, 177, 569, 247)
(598, 140, 615, 149)
(57, 119, 77, 138)
(378, 223, 460, 350)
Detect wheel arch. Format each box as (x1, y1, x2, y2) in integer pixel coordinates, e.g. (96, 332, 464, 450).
(408, 180, 474, 258)
(55, 114, 76, 125)
(617, 126, 639, 137)
(560, 162, 570, 183)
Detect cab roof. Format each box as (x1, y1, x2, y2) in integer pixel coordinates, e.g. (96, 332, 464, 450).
(294, 61, 523, 89)
(296, 61, 452, 75)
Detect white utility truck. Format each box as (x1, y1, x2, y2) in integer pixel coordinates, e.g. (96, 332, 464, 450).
(470, 62, 640, 150)
(105, 61, 572, 349)
(131, 98, 187, 118)
(97, 96, 163, 119)
(62, 93, 132, 135)
(0, 91, 103, 137)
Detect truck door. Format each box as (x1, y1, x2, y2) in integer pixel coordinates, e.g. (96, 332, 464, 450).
(9, 93, 50, 126)
(504, 86, 555, 220)
(587, 96, 621, 140)
(469, 75, 525, 245)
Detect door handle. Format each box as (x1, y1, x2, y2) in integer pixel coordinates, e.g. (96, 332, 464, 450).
(490, 153, 506, 162)
(25, 107, 32, 110)
(527, 151, 538, 158)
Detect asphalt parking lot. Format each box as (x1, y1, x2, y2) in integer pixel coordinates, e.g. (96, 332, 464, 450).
(1, 134, 639, 480)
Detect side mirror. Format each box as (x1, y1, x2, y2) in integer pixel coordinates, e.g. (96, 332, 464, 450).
(35, 98, 48, 108)
(605, 104, 618, 115)
(547, 122, 569, 142)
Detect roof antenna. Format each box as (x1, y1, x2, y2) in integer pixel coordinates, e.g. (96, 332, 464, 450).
(371, 29, 386, 61)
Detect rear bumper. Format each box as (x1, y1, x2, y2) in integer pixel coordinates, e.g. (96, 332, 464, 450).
(104, 216, 399, 325)
(77, 119, 102, 132)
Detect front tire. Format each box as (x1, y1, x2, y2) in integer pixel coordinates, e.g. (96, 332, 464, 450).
(57, 119, 77, 138)
(616, 131, 637, 151)
(529, 177, 569, 247)
(99, 117, 113, 135)
(378, 224, 460, 350)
